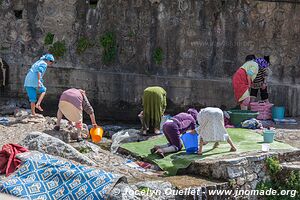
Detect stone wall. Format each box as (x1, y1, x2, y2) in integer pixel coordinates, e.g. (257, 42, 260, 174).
(0, 0, 299, 120)
(181, 150, 300, 195)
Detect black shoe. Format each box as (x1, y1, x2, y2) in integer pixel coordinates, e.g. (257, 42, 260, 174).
(77, 138, 83, 142)
(54, 126, 60, 131)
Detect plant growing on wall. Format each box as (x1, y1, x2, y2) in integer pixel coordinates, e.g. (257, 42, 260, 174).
(256, 157, 300, 199)
(153, 47, 163, 65)
(76, 37, 93, 54)
(44, 32, 54, 45)
(100, 32, 117, 65)
(49, 41, 66, 58)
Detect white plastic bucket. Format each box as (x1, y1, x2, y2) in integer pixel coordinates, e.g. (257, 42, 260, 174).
(262, 143, 270, 152)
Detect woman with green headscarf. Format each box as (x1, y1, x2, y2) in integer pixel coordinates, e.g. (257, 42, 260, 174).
(138, 86, 167, 135)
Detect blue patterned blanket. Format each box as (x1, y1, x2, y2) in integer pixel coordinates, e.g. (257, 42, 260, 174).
(0, 151, 124, 200)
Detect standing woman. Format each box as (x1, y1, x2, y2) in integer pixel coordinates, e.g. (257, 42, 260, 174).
(139, 86, 167, 135)
(250, 57, 270, 102)
(54, 88, 98, 142)
(24, 54, 54, 115)
(232, 60, 259, 110)
(150, 108, 198, 157)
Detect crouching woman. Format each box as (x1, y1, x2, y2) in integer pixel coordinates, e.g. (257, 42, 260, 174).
(197, 107, 237, 155)
(54, 88, 98, 142)
(150, 108, 198, 157)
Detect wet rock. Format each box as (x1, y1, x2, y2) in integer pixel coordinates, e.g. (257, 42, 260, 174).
(0, 99, 29, 115)
(19, 131, 97, 166)
(14, 108, 30, 118)
(111, 129, 144, 153)
(102, 124, 136, 138)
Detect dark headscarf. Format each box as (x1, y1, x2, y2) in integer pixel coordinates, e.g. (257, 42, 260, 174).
(187, 108, 198, 121)
(255, 58, 269, 69)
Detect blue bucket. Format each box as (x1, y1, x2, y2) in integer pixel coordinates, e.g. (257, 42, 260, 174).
(272, 106, 285, 120)
(263, 130, 275, 143)
(181, 132, 199, 154)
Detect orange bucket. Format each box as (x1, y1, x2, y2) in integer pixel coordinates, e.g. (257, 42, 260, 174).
(90, 127, 103, 143)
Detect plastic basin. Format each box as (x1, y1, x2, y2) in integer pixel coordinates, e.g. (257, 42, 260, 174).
(272, 106, 285, 120)
(227, 110, 259, 127)
(181, 132, 199, 154)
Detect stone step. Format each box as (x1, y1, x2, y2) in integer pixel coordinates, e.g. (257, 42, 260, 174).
(281, 161, 300, 171)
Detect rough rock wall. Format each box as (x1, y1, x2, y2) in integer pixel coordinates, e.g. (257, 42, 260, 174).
(0, 0, 299, 120)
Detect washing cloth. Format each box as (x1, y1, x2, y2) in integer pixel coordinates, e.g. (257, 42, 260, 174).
(0, 144, 29, 176)
(0, 117, 9, 126)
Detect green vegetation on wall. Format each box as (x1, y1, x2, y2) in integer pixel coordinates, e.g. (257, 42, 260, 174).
(49, 41, 66, 58)
(76, 37, 93, 54)
(153, 47, 163, 65)
(44, 32, 54, 45)
(256, 157, 300, 200)
(100, 32, 117, 65)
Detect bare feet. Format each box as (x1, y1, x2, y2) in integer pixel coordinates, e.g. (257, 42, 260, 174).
(150, 147, 158, 154)
(197, 151, 203, 156)
(230, 147, 237, 152)
(155, 149, 165, 158)
(213, 142, 220, 149)
(35, 104, 43, 111)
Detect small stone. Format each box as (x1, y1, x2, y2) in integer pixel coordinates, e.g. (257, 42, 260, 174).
(247, 174, 257, 182)
(258, 171, 266, 178)
(254, 164, 263, 173)
(237, 177, 245, 186)
(227, 167, 246, 179)
(250, 180, 260, 190)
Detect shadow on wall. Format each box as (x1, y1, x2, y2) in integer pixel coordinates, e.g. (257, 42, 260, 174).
(0, 58, 9, 96)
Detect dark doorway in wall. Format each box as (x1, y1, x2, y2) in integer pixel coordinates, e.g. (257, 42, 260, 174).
(0, 58, 9, 96)
(14, 10, 23, 19)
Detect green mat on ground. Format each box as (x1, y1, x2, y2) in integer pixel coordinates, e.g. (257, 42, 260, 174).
(121, 128, 294, 175)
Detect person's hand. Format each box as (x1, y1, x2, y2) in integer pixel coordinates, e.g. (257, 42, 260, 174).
(92, 124, 98, 128)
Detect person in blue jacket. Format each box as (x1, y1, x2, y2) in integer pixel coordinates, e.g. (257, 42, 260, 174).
(24, 54, 54, 115)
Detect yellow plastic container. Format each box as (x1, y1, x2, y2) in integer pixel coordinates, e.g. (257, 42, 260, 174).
(90, 127, 103, 143)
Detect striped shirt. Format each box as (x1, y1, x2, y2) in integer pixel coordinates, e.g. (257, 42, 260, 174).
(252, 68, 269, 89)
